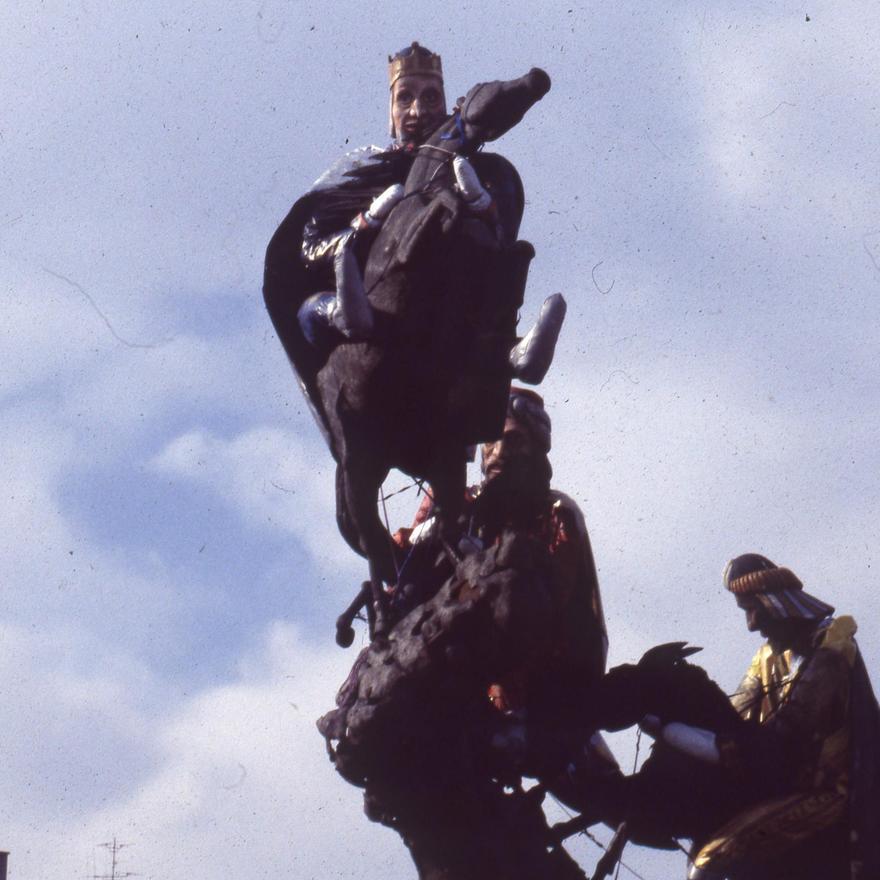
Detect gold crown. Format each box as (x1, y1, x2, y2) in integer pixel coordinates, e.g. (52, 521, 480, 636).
(388, 42, 443, 89)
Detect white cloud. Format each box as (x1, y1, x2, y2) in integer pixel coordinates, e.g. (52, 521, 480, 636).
(150, 426, 360, 580)
(688, 5, 880, 222)
(0, 620, 161, 829)
(3, 623, 409, 880)
(0, 260, 106, 400)
(545, 336, 880, 677)
(0, 404, 193, 637)
(0, 411, 83, 593)
(3, 3, 880, 878)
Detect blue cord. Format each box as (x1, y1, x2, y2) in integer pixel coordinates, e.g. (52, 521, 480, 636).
(440, 111, 468, 148)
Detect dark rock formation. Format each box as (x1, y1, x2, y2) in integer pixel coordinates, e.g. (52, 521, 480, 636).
(318, 531, 587, 879)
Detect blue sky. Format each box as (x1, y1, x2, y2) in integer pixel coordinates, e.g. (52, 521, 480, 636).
(2, 1, 879, 877)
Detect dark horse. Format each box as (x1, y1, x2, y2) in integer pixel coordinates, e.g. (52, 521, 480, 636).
(264, 69, 551, 638)
(566, 644, 851, 879)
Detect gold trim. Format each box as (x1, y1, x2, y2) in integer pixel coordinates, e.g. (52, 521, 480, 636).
(388, 42, 443, 89)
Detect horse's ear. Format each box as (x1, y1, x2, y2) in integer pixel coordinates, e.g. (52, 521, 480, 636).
(638, 642, 703, 668)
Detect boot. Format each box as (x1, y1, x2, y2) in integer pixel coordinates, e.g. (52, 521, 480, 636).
(509, 293, 566, 384)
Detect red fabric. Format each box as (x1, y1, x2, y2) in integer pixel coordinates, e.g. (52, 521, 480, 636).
(395, 485, 603, 717)
(392, 490, 436, 548)
(487, 501, 587, 713)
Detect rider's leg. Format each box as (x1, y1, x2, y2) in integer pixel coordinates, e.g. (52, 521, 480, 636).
(296, 242, 373, 347)
(297, 183, 406, 348)
(331, 243, 374, 338)
(509, 292, 567, 385)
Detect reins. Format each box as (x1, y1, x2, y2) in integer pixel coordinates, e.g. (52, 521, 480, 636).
(362, 125, 460, 296)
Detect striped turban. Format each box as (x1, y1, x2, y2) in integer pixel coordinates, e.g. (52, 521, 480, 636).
(508, 387, 551, 453)
(723, 553, 834, 620)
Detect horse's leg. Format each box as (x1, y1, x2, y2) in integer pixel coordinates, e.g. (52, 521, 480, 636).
(509, 292, 567, 385)
(425, 449, 468, 561)
(367, 559, 388, 640)
(339, 455, 396, 638)
(332, 465, 376, 646)
(334, 581, 372, 648)
(335, 464, 365, 557)
(331, 243, 374, 338)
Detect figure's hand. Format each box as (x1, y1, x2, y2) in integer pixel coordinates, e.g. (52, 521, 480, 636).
(368, 183, 405, 221)
(638, 714, 663, 738)
(452, 155, 492, 212)
(639, 716, 721, 764)
(356, 184, 405, 229)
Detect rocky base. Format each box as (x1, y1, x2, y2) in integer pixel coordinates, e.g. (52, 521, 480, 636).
(317, 531, 587, 879)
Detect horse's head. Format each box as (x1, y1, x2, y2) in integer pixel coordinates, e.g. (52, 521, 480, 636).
(458, 68, 551, 145)
(591, 642, 743, 735)
(403, 68, 551, 195)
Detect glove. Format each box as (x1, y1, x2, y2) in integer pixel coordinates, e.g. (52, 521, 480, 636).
(645, 717, 721, 764)
(452, 155, 492, 212)
(638, 714, 663, 738)
(360, 183, 405, 228)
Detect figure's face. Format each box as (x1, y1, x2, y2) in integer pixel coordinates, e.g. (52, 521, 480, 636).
(738, 597, 770, 634)
(391, 74, 446, 143)
(736, 595, 798, 651)
(481, 417, 536, 484)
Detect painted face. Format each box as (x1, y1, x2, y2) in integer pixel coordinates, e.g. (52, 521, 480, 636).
(736, 595, 798, 650)
(737, 597, 771, 635)
(481, 417, 536, 483)
(391, 74, 446, 143)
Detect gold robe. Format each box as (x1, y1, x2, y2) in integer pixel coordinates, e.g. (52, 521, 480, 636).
(693, 616, 857, 872)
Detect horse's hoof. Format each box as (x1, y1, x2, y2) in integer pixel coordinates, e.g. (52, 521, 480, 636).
(336, 624, 355, 648)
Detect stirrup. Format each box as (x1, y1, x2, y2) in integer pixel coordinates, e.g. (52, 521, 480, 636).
(509, 293, 566, 384)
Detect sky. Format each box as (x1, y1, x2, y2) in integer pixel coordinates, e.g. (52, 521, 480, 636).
(2, 1, 879, 877)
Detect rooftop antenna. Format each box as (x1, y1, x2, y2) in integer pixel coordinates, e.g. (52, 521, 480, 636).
(93, 838, 138, 880)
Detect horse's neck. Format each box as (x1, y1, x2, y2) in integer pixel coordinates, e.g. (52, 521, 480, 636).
(666, 663, 742, 731)
(405, 119, 465, 193)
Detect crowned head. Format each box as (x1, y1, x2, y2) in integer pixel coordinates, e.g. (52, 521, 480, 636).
(388, 42, 447, 143)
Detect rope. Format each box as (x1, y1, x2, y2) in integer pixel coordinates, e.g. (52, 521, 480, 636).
(439, 109, 469, 147)
(380, 480, 421, 500)
(427, 158, 451, 186)
(673, 839, 692, 858)
(728, 671, 800, 726)
(378, 486, 401, 582)
(612, 728, 644, 880)
(418, 142, 459, 159)
(549, 794, 648, 880)
(374, 485, 670, 878)
(416, 137, 457, 188)
(378, 478, 432, 588)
